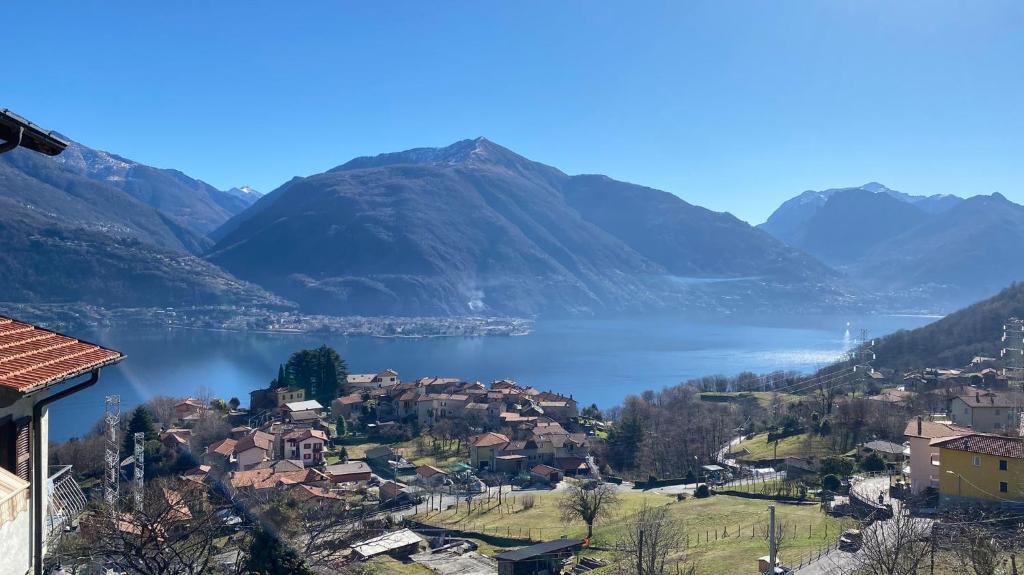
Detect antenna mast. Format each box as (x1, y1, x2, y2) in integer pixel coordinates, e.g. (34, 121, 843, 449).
(103, 395, 121, 515)
(133, 432, 145, 512)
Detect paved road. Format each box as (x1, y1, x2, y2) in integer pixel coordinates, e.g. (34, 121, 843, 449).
(792, 477, 895, 575)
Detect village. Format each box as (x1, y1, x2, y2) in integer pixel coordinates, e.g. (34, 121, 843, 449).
(6, 313, 1024, 575)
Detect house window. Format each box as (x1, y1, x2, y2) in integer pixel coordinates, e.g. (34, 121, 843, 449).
(973, 456, 982, 467)
(304, 454, 311, 460)
(1001, 481, 1009, 493)
(1000, 460, 1008, 471)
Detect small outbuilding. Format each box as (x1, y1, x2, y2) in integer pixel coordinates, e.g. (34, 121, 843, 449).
(495, 539, 583, 575)
(351, 528, 425, 559)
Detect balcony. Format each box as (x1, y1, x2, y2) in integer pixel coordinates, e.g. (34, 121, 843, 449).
(46, 465, 87, 542)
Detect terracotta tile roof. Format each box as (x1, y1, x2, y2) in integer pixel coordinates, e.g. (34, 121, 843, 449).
(904, 419, 970, 439)
(416, 464, 447, 478)
(531, 464, 560, 475)
(284, 429, 328, 442)
(931, 433, 1024, 459)
(471, 432, 510, 447)
(207, 438, 237, 457)
(0, 316, 123, 393)
(236, 431, 274, 453)
(956, 391, 1024, 409)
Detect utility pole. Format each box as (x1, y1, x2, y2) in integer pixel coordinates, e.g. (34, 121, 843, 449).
(768, 505, 777, 574)
(133, 432, 145, 512)
(103, 395, 121, 516)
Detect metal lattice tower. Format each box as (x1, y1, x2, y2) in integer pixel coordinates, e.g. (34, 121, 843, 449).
(1003, 318, 1024, 389)
(133, 432, 145, 512)
(103, 395, 121, 514)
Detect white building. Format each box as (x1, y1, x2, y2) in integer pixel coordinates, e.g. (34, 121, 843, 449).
(284, 429, 328, 466)
(0, 315, 123, 575)
(347, 369, 399, 390)
(903, 416, 970, 495)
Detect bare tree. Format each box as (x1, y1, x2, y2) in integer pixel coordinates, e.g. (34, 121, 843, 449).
(77, 477, 225, 575)
(760, 520, 791, 567)
(617, 502, 694, 575)
(559, 482, 620, 538)
(943, 507, 1022, 575)
(846, 510, 932, 575)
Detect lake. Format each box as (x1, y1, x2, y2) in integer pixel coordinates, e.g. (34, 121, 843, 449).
(47, 313, 937, 441)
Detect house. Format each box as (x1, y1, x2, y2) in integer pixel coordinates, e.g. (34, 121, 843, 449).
(272, 386, 306, 407)
(331, 393, 365, 420)
(283, 399, 324, 423)
(0, 313, 123, 575)
(174, 398, 205, 421)
(379, 480, 423, 504)
(226, 467, 328, 494)
(470, 432, 511, 470)
(160, 428, 192, 453)
(204, 438, 238, 471)
(326, 461, 373, 483)
(283, 428, 328, 466)
(495, 539, 583, 575)
(950, 390, 1023, 433)
(234, 431, 275, 471)
(530, 464, 562, 484)
(351, 528, 424, 559)
(347, 369, 400, 390)
(415, 464, 448, 486)
(904, 416, 970, 495)
(932, 433, 1024, 505)
(859, 440, 907, 464)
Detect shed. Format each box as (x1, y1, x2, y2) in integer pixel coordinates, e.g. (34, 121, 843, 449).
(495, 539, 583, 575)
(530, 464, 563, 484)
(326, 461, 373, 483)
(351, 528, 424, 559)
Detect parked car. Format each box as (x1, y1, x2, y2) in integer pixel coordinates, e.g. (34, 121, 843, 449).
(839, 529, 863, 551)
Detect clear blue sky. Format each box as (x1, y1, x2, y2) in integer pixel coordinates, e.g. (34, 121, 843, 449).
(6, 1, 1023, 223)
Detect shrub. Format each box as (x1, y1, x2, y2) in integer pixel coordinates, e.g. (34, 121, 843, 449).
(820, 455, 854, 478)
(860, 452, 886, 473)
(695, 484, 711, 498)
(520, 494, 536, 510)
(822, 474, 841, 492)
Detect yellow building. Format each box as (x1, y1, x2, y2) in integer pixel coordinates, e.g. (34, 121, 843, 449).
(932, 433, 1024, 505)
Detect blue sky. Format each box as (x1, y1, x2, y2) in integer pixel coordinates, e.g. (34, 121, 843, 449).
(6, 1, 1023, 223)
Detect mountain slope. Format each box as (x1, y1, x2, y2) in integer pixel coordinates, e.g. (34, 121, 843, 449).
(209, 138, 850, 317)
(853, 193, 1024, 303)
(53, 140, 251, 236)
(760, 182, 962, 247)
(0, 198, 288, 309)
(872, 282, 1024, 370)
(0, 147, 209, 253)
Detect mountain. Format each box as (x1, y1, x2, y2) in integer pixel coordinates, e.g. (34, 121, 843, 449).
(52, 140, 251, 236)
(760, 182, 962, 246)
(0, 197, 288, 309)
(872, 282, 1024, 371)
(209, 138, 850, 317)
(853, 193, 1024, 304)
(225, 185, 263, 205)
(0, 147, 210, 253)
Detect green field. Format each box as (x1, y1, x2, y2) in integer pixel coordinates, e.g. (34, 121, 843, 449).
(734, 432, 832, 462)
(699, 391, 800, 409)
(366, 556, 433, 575)
(414, 490, 849, 574)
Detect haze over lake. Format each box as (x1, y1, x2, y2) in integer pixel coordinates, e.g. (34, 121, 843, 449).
(48, 314, 935, 441)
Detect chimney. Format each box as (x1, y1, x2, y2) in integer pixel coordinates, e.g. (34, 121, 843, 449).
(976, 393, 981, 403)
(917, 416, 922, 436)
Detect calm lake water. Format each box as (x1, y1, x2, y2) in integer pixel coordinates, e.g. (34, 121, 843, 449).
(48, 314, 936, 441)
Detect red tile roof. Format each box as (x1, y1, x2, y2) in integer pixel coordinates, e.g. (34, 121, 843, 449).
(931, 433, 1024, 459)
(0, 316, 123, 393)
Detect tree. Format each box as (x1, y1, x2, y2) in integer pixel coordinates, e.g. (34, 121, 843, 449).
(336, 415, 347, 438)
(582, 403, 604, 421)
(821, 474, 841, 493)
(820, 455, 854, 478)
(241, 527, 313, 575)
(78, 478, 223, 575)
(860, 452, 886, 473)
(284, 345, 348, 407)
(844, 510, 932, 575)
(943, 507, 1020, 575)
(228, 397, 241, 411)
(123, 406, 158, 455)
(559, 482, 620, 538)
(617, 502, 693, 575)
(272, 363, 290, 389)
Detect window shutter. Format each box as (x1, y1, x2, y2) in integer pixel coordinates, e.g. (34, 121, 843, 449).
(14, 417, 31, 482)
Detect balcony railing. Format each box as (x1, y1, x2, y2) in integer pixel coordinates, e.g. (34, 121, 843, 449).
(46, 465, 87, 542)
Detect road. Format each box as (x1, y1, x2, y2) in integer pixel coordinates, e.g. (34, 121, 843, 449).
(792, 476, 897, 575)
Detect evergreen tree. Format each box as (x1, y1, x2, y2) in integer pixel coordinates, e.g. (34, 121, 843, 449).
(242, 527, 313, 575)
(272, 364, 289, 389)
(336, 415, 347, 438)
(283, 345, 348, 407)
(123, 406, 158, 455)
